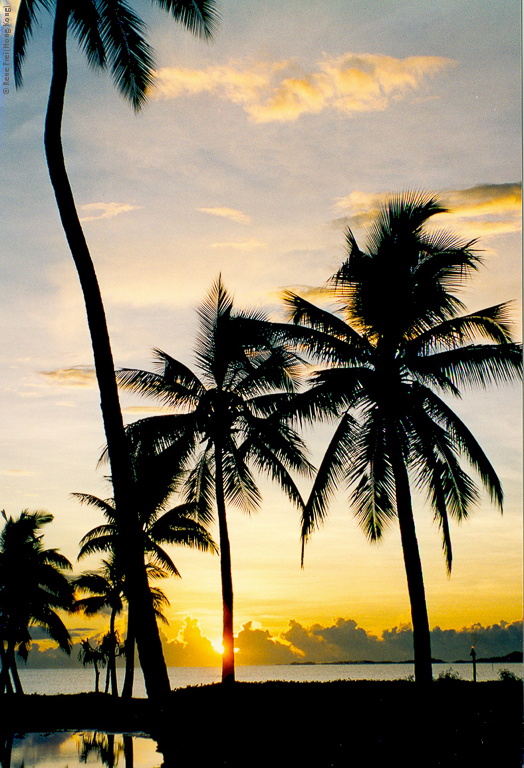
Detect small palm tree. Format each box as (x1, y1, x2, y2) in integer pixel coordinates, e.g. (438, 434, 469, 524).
(75, 558, 126, 696)
(283, 193, 522, 684)
(14, 0, 219, 700)
(0, 510, 74, 694)
(78, 637, 107, 694)
(117, 277, 311, 684)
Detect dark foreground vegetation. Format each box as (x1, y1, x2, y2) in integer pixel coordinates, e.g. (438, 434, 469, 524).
(1, 679, 522, 767)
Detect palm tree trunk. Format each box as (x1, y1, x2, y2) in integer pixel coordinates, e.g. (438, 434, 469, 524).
(94, 660, 100, 694)
(389, 432, 433, 685)
(6, 642, 23, 695)
(45, 1, 170, 699)
(109, 610, 119, 697)
(0, 642, 13, 694)
(122, 605, 136, 700)
(214, 445, 235, 685)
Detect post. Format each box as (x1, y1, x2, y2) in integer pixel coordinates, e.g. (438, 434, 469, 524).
(470, 646, 477, 683)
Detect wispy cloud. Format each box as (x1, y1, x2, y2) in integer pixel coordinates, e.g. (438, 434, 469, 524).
(79, 202, 142, 222)
(0, 469, 37, 477)
(154, 53, 454, 123)
(210, 238, 267, 251)
(39, 367, 96, 388)
(198, 207, 252, 224)
(333, 183, 522, 241)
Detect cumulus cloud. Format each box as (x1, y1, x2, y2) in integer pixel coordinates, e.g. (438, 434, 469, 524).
(39, 366, 97, 388)
(161, 618, 220, 667)
(198, 207, 252, 224)
(332, 183, 522, 241)
(235, 621, 298, 665)
(153, 53, 454, 123)
(79, 202, 142, 222)
(22, 617, 522, 668)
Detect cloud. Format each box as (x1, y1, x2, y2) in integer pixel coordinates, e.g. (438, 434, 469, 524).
(39, 366, 97, 388)
(0, 469, 37, 476)
(79, 202, 142, 222)
(123, 405, 167, 415)
(332, 183, 522, 241)
(235, 622, 299, 665)
(161, 618, 221, 666)
(21, 617, 522, 667)
(153, 53, 454, 123)
(198, 207, 252, 224)
(210, 239, 268, 250)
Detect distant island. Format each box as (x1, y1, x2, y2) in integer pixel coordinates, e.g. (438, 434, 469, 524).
(289, 651, 522, 666)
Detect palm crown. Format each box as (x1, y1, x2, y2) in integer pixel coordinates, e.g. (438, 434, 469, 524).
(14, 0, 219, 110)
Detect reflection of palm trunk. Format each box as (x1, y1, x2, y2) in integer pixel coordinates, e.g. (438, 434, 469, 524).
(215, 446, 235, 685)
(122, 605, 135, 699)
(389, 431, 432, 685)
(123, 734, 134, 768)
(45, 1, 169, 699)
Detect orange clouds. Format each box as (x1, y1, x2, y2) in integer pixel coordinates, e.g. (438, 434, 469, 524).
(153, 53, 454, 123)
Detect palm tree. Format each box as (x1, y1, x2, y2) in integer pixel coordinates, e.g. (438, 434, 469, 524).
(78, 636, 107, 694)
(74, 450, 216, 697)
(283, 193, 522, 684)
(117, 277, 311, 684)
(14, 0, 219, 700)
(75, 558, 126, 696)
(0, 510, 74, 694)
(75, 558, 171, 697)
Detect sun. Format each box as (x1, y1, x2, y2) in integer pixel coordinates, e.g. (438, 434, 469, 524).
(211, 639, 224, 655)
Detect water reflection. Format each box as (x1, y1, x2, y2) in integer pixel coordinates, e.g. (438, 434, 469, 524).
(4, 731, 161, 768)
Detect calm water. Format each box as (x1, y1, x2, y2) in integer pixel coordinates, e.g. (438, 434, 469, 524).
(6, 663, 521, 768)
(17, 660, 522, 695)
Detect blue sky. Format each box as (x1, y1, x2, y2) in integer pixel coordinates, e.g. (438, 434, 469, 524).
(1, 0, 521, 662)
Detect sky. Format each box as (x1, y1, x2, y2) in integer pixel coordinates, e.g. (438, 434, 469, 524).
(1, 0, 522, 666)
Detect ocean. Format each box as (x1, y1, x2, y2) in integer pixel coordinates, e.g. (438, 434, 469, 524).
(8, 662, 521, 768)
(16, 660, 521, 695)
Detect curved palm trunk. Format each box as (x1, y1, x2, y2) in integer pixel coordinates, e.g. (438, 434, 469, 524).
(93, 659, 101, 694)
(215, 445, 235, 685)
(45, 1, 169, 699)
(389, 431, 433, 685)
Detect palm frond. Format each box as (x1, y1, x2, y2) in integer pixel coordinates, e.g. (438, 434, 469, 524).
(154, 0, 220, 39)
(14, 0, 53, 88)
(97, 0, 155, 111)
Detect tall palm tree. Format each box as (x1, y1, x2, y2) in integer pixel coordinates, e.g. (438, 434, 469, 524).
(117, 277, 311, 684)
(13, 0, 219, 700)
(283, 193, 522, 684)
(0, 510, 74, 694)
(74, 448, 216, 697)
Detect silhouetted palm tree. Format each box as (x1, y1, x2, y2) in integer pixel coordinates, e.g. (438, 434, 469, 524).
(0, 510, 74, 694)
(74, 452, 216, 697)
(117, 278, 311, 683)
(284, 193, 522, 684)
(78, 637, 107, 693)
(14, 0, 219, 700)
(75, 558, 125, 696)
